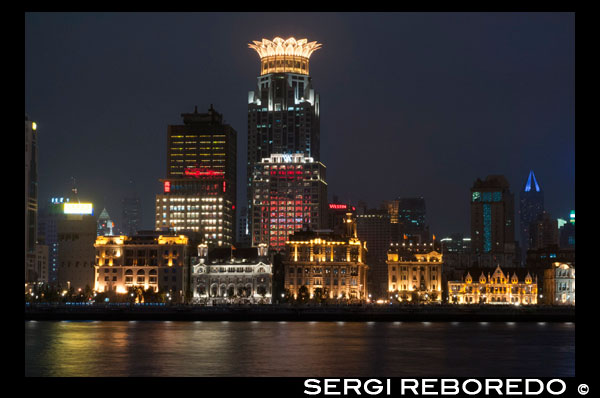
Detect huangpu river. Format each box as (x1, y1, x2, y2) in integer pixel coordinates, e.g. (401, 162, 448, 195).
(25, 321, 574, 377)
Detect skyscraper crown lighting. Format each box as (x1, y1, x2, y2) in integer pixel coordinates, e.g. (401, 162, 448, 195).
(249, 37, 322, 75)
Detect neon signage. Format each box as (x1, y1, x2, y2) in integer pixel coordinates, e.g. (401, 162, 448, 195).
(184, 167, 224, 178)
(329, 204, 347, 210)
(164, 181, 171, 193)
(63, 203, 93, 215)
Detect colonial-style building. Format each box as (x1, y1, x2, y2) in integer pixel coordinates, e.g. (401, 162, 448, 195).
(448, 265, 537, 305)
(93, 231, 190, 302)
(283, 213, 369, 301)
(387, 243, 443, 303)
(191, 243, 273, 304)
(543, 262, 575, 305)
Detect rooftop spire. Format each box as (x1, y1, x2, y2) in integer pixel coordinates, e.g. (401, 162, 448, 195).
(524, 170, 541, 192)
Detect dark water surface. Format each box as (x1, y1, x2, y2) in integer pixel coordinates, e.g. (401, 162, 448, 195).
(25, 321, 574, 377)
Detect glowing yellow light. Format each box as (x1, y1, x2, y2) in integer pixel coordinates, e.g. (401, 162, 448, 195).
(32, 122, 37, 130)
(64, 202, 93, 215)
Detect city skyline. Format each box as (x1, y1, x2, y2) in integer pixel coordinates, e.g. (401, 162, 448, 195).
(25, 12, 574, 239)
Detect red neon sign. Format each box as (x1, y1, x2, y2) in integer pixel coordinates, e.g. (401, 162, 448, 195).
(184, 167, 225, 178)
(329, 204, 348, 210)
(164, 181, 171, 193)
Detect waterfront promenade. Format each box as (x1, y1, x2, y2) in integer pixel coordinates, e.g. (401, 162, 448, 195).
(25, 303, 574, 322)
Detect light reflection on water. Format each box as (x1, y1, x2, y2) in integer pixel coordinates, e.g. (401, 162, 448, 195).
(25, 321, 574, 377)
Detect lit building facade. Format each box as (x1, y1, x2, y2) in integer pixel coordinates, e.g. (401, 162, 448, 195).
(157, 106, 236, 247)
(251, 153, 327, 251)
(190, 244, 272, 304)
(448, 265, 537, 305)
(247, 37, 322, 244)
(56, 206, 97, 292)
(470, 175, 518, 261)
(543, 262, 575, 305)
(387, 243, 443, 302)
(283, 213, 369, 301)
(93, 232, 190, 302)
(25, 115, 39, 283)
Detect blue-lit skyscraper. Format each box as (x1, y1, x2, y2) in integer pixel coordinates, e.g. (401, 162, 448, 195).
(470, 175, 515, 255)
(519, 170, 544, 260)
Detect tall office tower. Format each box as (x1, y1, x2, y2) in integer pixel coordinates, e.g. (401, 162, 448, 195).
(251, 153, 327, 251)
(470, 175, 516, 255)
(121, 180, 142, 236)
(97, 208, 115, 236)
(356, 208, 392, 299)
(519, 170, 544, 259)
(157, 106, 237, 247)
(529, 211, 559, 249)
(56, 202, 97, 292)
(247, 37, 322, 244)
(38, 197, 71, 284)
(25, 115, 39, 283)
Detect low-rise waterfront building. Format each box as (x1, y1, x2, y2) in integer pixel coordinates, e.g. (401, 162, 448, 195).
(190, 243, 272, 304)
(387, 242, 443, 303)
(283, 213, 369, 301)
(543, 262, 575, 305)
(448, 265, 537, 305)
(93, 231, 190, 302)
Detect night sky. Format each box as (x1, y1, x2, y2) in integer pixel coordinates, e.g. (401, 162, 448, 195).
(25, 12, 574, 239)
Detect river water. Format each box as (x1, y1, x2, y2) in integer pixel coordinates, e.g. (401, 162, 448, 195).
(25, 321, 574, 377)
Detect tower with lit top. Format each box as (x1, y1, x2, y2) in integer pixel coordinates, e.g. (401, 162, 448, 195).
(247, 37, 324, 249)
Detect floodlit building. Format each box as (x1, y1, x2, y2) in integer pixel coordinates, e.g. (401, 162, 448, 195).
(93, 231, 190, 302)
(190, 244, 273, 304)
(387, 243, 443, 303)
(247, 37, 323, 246)
(543, 262, 575, 305)
(448, 265, 538, 305)
(156, 106, 236, 247)
(283, 213, 369, 301)
(519, 170, 544, 260)
(251, 153, 327, 251)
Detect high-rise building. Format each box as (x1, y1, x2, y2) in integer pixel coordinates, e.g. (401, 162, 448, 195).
(247, 37, 322, 245)
(56, 202, 97, 292)
(470, 175, 516, 255)
(327, 202, 356, 235)
(529, 210, 559, 250)
(250, 153, 327, 251)
(25, 115, 39, 283)
(236, 206, 252, 247)
(396, 197, 430, 243)
(157, 106, 237, 247)
(38, 197, 71, 284)
(559, 210, 575, 249)
(356, 208, 392, 299)
(121, 180, 142, 236)
(519, 170, 544, 260)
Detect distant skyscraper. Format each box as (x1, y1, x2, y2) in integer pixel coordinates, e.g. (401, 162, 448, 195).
(396, 197, 430, 243)
(38, 197, 70, 284)
(356, 208, 392, 298)
(559, 210, 575, 249)
(236, 206, 252, 247)
(25, 115, 39, 283)
(470, 175, 516, 255)
(247, 37, 322, 246)
(251, 153, 327, 251)
(157, 106, 237, 247)
(122, 180, 141, 236)
(519, 170, 544, 258)
(529, 211, 559, 250)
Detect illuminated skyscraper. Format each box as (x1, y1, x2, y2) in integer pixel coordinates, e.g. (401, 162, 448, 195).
(121, 179, 141, 236)
(247, 37, 322, 247)
(251, 153, 327, 251)
(470, 175, 516, 255)
(156, 106, 236, 247)
(519, 170, 544, 258)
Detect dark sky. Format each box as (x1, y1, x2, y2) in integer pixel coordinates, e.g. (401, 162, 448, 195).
(25, 12, 574, 239)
